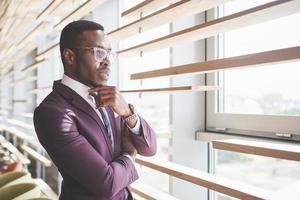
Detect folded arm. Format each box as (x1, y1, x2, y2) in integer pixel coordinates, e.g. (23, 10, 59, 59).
(118, 115, 157, 157)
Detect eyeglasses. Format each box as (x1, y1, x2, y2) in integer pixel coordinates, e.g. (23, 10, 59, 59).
(72, 47, 117, 63)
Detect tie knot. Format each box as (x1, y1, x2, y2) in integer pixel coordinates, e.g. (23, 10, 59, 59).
(89, 92, 97, 105)
(89, 92, 97, 98)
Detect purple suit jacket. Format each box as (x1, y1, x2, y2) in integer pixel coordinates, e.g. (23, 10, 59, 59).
(33, 80, 157, 200)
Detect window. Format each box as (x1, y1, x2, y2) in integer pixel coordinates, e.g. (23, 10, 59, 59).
(206, 0, 300, 139)
(220, 4, 300, 116)
(207, 1, 300, 199)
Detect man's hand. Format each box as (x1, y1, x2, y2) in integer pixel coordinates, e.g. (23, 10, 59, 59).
(88, 86, 132, 117)
(122, 129, 137, 160)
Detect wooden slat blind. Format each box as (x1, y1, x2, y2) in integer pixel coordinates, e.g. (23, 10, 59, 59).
(118, 0, 300, 57)
(135, 156, 272, 200)
(213, 139, 300, 161)
(131, 46, 300, 80)
(109, 0, 231, 42)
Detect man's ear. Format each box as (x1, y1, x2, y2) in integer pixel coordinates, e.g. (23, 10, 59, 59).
(63, 48, 75, 65)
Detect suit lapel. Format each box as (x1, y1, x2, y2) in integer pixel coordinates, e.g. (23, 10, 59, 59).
(72, 98, 114, 156)
(53, 80, 113, 156)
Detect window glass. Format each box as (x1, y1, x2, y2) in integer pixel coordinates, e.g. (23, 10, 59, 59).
(219, 1, 300, 115)
(214, 1, 300, 199)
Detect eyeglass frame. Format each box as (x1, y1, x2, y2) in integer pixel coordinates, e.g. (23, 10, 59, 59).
(70, 46, 117, 63)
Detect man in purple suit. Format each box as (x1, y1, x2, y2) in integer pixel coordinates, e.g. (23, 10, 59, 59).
(33, 20, 157, 200)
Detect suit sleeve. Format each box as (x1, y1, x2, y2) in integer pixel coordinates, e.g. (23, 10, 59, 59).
(33, 105, 138, 198)
(118, 115, 157, 157)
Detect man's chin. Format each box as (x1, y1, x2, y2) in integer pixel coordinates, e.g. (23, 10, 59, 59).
(94, 80, 108, 86)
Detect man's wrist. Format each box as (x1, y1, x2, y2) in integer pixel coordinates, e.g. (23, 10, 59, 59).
(122, 106, 132, 118)
(122, 104, 138, 127)
(126, 116, 141, 134)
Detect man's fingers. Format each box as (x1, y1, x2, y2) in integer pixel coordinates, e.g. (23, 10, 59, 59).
(93, 91, 117, 107)
(96, 98, 114, 109)
(90, 87, 119, 100)
(95, 87, 123, 103)
(100, 95, 117, 104)
(97, 92, 115, 100)
(97, 90, 115, 96)
(90, 85, 129, 116)
(89, 85, 117, 93)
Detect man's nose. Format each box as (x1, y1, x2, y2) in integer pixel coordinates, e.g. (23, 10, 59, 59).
(102, 56, 110, 66)
(99, 58, 110, 70)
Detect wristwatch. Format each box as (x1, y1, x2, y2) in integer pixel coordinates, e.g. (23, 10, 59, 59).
(124, 104, 138, 123)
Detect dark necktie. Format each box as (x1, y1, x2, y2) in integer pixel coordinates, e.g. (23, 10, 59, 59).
(99, 107, 114, 149)
(89, 93, 114, 149)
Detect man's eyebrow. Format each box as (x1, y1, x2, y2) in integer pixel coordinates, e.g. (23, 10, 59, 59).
(95, 45, 112, 51)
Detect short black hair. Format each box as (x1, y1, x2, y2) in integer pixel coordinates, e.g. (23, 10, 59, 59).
(59, 20, 104, 65)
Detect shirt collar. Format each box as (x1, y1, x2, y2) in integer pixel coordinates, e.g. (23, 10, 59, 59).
(61, 74, 91, 101)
